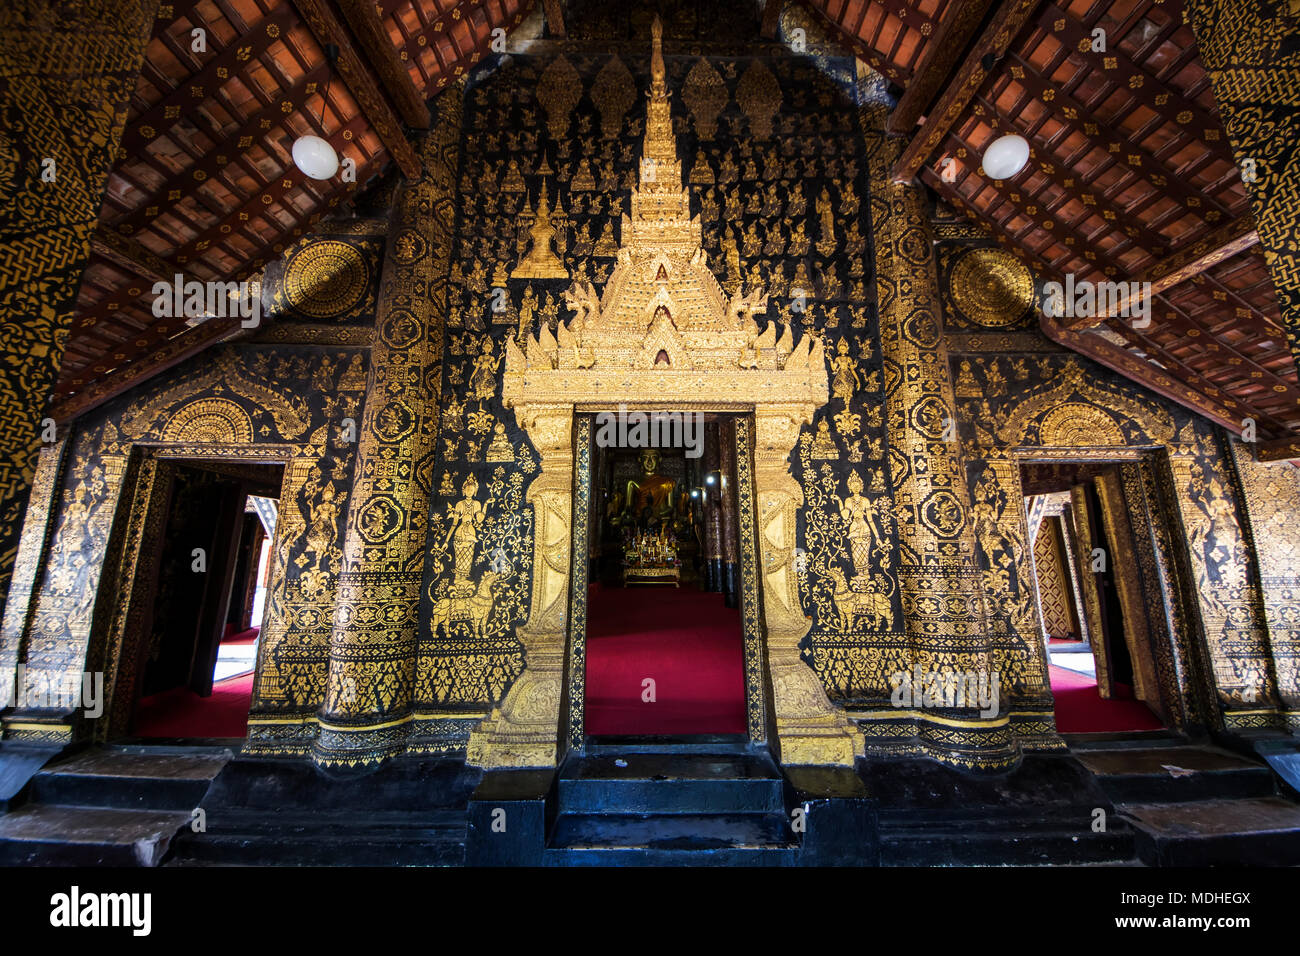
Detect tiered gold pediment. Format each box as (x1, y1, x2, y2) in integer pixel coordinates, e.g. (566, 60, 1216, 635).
(502, 15, 827, 404)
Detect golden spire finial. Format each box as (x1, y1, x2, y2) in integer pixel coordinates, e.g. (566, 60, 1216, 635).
(650, 15, 666, 96)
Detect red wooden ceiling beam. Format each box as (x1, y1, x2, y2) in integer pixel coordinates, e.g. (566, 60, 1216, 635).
(124, 6, 299, 154)
(332, 0, 430, 128)
(891, 0, 1043, 183)
(888, 0, 996, 136)
(1089, 215, 1260, 325)
(72, 116, 370, 335)
(290, 0, 421, 178)
(922, 168, 1272, 436)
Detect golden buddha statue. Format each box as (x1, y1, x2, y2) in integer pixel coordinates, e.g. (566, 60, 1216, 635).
(617, 448, 676, 529)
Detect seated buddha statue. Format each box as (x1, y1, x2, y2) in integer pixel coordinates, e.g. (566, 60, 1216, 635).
(620, 449, 676, 530)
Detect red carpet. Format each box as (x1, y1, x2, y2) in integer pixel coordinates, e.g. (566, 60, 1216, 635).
(585, 585, 745, 735)
(132, 674, 253, 738)
(221, 625, 260, 645)
(1050, 664, 1163, 733)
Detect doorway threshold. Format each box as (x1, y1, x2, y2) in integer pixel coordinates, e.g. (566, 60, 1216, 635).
(585, 734, 751, 755)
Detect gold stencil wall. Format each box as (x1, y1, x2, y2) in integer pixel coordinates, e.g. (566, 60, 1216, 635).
(0, 342, 370, 748)
(1231, 445, 1300, 729)
(0, 0, 158, 616)
(944, 244, 1296, 739)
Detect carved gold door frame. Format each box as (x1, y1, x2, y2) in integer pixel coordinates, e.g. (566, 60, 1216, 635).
(1013, 448, 1207, 733)
(98, 443, 297, 741)
(467, 401, 864, 770)
(560, 414, 771, 755)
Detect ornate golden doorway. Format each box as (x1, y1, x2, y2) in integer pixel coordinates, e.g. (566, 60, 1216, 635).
(465, 392, 865, 770)
(464, 16, 862, 770)
(561, 412, 770, 754)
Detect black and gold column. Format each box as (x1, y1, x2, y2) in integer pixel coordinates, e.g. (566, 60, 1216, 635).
(1184, 0, 1300, 381)
(870, 131, 1014, 768)
(314, 85, 463, 766)
(0, 0, 157, 614)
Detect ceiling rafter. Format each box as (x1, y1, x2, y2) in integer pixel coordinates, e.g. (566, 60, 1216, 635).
(124, 6, 298, 154)
(999, 51, 1231, 225)
(110, 63, 333, 240)
(71, 115, 369, 337)
(922, 168, 1270, 435)
(1034, 3, 1224, 147)
(794, 0, 915, 85)
(1090, 215, 1259, 323)
(966, 100, 1171, 256)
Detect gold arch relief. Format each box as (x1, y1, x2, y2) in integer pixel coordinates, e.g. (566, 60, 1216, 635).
(997, 360, 1175, 447)
(161, 398, 255, 444)
(466, 17, 863, 770)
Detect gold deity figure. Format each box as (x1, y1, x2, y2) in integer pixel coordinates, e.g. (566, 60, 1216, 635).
(829, 339, 861, 401)
(444, 474, 485, 584)
(618, 448, 677, 529)
(837, 471, 881, 583)
(517, 284, 537, 341)
(817, 186, 836, 245)
(469, 338, 498, 402)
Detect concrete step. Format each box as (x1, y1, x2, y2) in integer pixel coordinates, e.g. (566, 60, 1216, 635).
(32, 746, 231, 811)
(557, 751, 785, 814)
(0, 803, 193, 866)
(1122, 797, 1300, 866)
(1075, 746, 1276, 804)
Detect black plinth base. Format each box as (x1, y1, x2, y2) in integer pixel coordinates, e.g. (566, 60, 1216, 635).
(168, 754, 481, 866)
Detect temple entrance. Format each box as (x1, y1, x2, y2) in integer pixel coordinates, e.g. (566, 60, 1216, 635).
(584, 414, 747, 737)
(123, 458, 283, 740)
(1021, 460, 1179, 735)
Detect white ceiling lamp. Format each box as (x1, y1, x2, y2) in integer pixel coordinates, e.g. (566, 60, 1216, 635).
(982, 133, 1030, 181)
(292, 44, 340, 180)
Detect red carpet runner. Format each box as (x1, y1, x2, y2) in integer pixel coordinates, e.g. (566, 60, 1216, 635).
(1049, 664, 1163, 733)
(585, 585, 746, 735)
(132, 674, 253, 738)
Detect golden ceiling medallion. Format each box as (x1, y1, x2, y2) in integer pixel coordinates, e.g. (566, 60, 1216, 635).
(950, 248, 1034, 328)
(283, 239, 370, 318)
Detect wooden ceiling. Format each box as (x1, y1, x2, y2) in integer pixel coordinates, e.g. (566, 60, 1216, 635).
(54, 0, 1299, 460)
(52, 0, 533, 419)
(801, 0, 1297, 456)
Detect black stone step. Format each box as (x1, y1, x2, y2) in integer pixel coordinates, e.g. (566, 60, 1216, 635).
(31, 746, 231, 812)
(1064, 731, 1192, 751)
(0, 803, 193, 866)
(557, 751, 785, 815)
(1121, 797, 1300, 866)
(878, 814, 1139, 866)
(165, 809, 467, 866)
(546, 811, 798, 865)
(1076, 746, 1276, 804)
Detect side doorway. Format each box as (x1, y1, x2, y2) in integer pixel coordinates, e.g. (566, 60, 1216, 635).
(122, 458, 283, 740)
